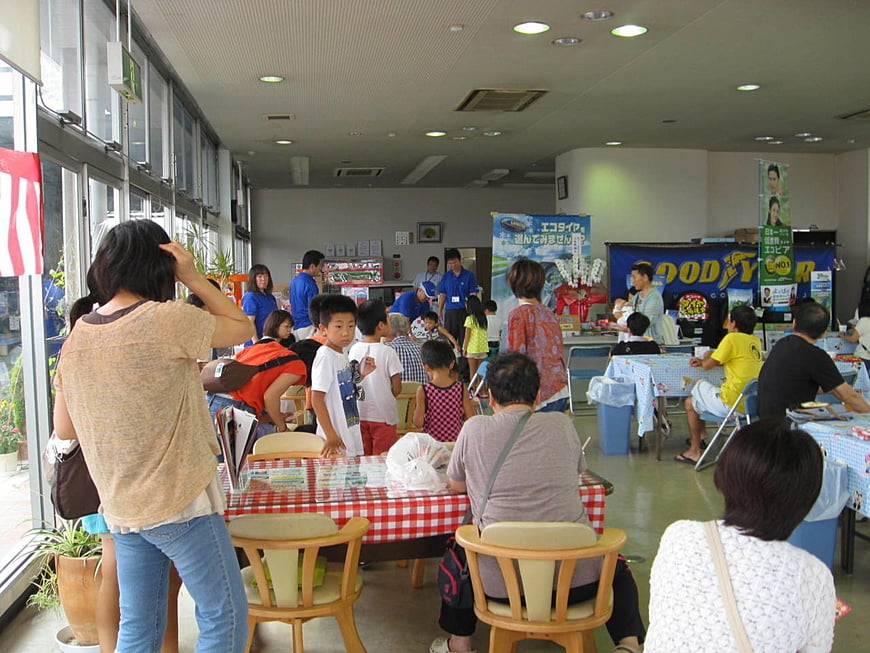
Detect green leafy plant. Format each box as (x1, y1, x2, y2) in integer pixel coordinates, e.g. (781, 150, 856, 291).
(0, 398, 20, 454)
(25, 519, 102, 610)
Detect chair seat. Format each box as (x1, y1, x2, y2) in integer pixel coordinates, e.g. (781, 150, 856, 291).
(486, 591, 612, 621)
(241, 566, 363, 607)
(698, 410, 744, 423)
(568, 369, 599, 381)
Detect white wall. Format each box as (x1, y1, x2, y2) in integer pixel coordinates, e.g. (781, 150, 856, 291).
(554, 148, 709, 261)
(835, 149, 870, 320)
(250, 187, 553, 284)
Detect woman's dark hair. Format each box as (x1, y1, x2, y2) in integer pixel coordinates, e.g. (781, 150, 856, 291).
(247, 264, 273, 294)
(70, 221, 175, 322)
(767, 162, 780, 179)
(263, 309, 293, 338)
(465, 296, 487, 329)
(187, 278, 221, 309)
(767, 196, 781, 224)
(486, 353, 539, 405)
(630, 262, 655, 281)
(420, 339, 455, 369)
(356, 299, 388, 336)
(507, 258, 544, 301)
(714, 419, 823, 541)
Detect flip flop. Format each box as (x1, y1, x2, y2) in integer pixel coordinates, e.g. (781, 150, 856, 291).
(674, 453, 698, 465)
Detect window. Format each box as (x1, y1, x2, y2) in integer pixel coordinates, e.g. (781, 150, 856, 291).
(151, 196, 169, 233)
(39, 0, 83, 116)
(83, 0, 116, 142)
(200, 133, 218, 210)
(172, 95, 196, 196)
(129, 191, 146, 220)
(127, 40, 148, 167)
(148, 65, 168, 179)
(0, 66, 13, 148)
(88, 177, 120, 256)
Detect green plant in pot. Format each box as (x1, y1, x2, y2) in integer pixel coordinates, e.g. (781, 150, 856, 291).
(26, 518, 102, 648)
(0, 397, 20, 471)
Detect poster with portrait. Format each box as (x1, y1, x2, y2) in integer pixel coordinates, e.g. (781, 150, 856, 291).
(758, 159, 794, 309)
(490, 213, 591, 320)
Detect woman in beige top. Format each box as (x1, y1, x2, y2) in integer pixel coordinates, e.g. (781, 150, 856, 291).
(53, 220, 254, 653)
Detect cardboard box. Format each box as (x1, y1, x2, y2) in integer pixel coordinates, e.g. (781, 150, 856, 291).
(734, 227, 759, 244)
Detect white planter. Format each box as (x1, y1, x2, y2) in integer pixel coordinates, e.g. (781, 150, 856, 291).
(0, 450, 18, 472)
(55, 626, 100, 653)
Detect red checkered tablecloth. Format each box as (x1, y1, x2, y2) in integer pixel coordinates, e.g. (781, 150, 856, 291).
(223, 456, 606, 543)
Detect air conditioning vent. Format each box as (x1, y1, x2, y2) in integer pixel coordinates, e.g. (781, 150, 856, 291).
(264, 113, 296, 121)
(840, 108, 870, 121)
(334, 167, 384, 178)
(457, 88, 547, 112)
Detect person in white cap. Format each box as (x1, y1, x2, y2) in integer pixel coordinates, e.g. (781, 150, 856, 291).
(390, 281, 437, 322)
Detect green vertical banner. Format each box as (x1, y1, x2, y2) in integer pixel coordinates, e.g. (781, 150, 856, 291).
(758, 160, 795, 310)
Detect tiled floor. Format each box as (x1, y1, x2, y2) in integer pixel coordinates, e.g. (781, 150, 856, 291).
(1, 413, 867, 652)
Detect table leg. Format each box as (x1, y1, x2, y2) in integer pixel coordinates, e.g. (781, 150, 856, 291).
(840, 508, 855, 574)
(655, 396, 665, 461)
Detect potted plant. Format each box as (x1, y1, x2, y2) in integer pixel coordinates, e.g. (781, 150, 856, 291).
(0, 397, 20, 472)
(26, 519, 102, 651)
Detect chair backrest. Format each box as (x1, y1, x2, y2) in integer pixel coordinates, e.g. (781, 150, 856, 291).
(248, 431, 324, 461)
(456, 522, 626, 625)
(228, 513, 369, 609)
(841, 368, 858, 386)
(468, 360, 490, 397)
(281, 384, 308, 425)
(567, 346, 612, 361)
(740, 377, 759, 418)
(396, 381, 421, 435)
(663, 344, 695, 354)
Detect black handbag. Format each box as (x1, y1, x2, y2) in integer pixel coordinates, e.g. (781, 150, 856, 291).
(51, 443, 101, 520)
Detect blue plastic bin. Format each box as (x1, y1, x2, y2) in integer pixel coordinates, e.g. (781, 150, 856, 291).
(787, 518, 838, 570)
(597, 404, 633, 455)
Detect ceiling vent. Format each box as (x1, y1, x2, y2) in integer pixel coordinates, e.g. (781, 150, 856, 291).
(264, 113, 295, 121)
(840, 108, 870, 121)
(334, 167, 384, 178)
(457, 88, 547, 112)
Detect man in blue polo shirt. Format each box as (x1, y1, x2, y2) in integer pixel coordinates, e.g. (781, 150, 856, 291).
(437, 248, 478, 346)
(290, 249, 324, 340)
(390, 281, 436, 323)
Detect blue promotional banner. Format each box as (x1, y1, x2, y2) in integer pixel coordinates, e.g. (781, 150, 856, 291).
(607, 243, 834, 307)
(491, 213, 591, 317)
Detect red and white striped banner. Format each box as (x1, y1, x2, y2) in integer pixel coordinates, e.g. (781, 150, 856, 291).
(0, 146, 43, 276)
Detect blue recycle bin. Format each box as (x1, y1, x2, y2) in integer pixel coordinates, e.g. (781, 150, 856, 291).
(787, 460, 849, 570)
(588, 377, 635, 456)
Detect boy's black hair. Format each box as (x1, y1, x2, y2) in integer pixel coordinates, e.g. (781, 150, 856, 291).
(626, 312, 650, 336)
(421, 339, 455, 369)
(318, 293, 357, 327)
(483, 300, 497, 312)
(356, 299, 388, 336)
(423, 310, 439, 322)
(308, 293, 328, 328)
(729, 304, 757, 334)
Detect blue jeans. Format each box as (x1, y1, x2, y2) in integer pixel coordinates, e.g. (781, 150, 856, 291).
(113, 513, 248, 653)
(207, 392, 276, 439)
(537, 397, 569, 413)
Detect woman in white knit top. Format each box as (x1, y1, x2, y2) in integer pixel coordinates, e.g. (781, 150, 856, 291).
(646, 420, 835, 653)
(53, 221, 254, 653)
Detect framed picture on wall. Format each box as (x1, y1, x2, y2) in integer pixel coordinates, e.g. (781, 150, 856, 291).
(417, 222, 443, 243)
(556, 175, 568, 200)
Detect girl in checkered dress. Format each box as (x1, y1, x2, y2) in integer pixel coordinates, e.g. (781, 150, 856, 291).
(413, 340, 474, 442)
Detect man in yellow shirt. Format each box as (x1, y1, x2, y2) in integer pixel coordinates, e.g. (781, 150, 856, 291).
(675, 305, 763, 464)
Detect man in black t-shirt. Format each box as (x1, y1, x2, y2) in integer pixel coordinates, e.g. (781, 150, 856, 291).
(758, 301, 870, 418)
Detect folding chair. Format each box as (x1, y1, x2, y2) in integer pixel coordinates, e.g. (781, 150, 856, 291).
(566, 346, 611, 415)
(817, 368, 858, 404)
(694, 378, 758, 471)
(663, 344, 695, 354)
(468, 360, 492, 415)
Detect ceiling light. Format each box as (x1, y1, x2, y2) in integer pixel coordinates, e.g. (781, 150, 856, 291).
(754, 136, 773, 141)
(451, 136, 468, 141)
(348, 131, 363, 136)
(290, 156, 309, 186)
(805, 136, 823, 142)
(611, 24, 647, 37)
(605, 141, 622, 146)
(661, 119, 677, 124)
(258, 75, 284, 83)
(795, 132, 812, 137)
(275, 139, 293, 145)
(769, 140, 784, 145)
(736, 83, 760, 91)
(461, 126, 478, 132)
(402, 154, 448, 185)
(387, 132, 397, 137)
(448, 24, 464, 32)
(513, 21, 551, 35)
(582, 10, 614, 21)
(481, 168, 510, 181)
(425, 130, 447, 137)
(482, 130, 502, 137)
(552, 37, 581, 46)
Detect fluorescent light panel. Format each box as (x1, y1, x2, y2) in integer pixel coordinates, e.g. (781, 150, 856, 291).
(401, 155, 447, 185)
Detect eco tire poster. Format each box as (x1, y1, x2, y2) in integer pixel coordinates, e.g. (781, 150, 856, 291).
(758, 160, 795, 309)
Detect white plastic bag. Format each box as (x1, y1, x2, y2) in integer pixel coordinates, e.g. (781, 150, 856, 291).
(384, 432, 451, 493)
(804, 459, 850, 522)
(586, 376, 636, 407)
(41, 432, 79, 488)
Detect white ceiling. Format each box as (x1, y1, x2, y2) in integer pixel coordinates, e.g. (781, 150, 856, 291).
(131, 0, 870, 189)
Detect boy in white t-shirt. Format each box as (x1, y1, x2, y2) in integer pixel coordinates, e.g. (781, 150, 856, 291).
(311, 294, 375, 456)
(484, 299, 502, 357)
(349, 299, 404, 454)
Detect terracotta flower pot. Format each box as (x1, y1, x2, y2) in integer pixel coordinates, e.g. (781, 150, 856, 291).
(56, 555, 101, 646)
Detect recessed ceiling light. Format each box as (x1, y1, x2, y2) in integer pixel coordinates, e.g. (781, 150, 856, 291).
(275, 139, 293, 145)
(605, 141, 622, 146)
(769, 140, 784, 145)
(736, 83, 760, 91)
(795, 132, 812, 137)
(247, 150, 256, 156)
(582, 10, 614, 21)
(611, 24, 647, 37)
(387, 132, 397, 138)
(513, 21, 551, 35)
(451, 136, 468, 141)
(348, 131, 362, 136)
(448, 24, 464, 32)
(805, 136, 823, 142)
(425, 130, 447, 137)
(847, 138, 856, 144)
(661, 119, 677, 124)
(482, 130, 503, 137)
(258, 75, 284, 83)
(754, 136, 774, 141)
(461, 126, 478, 132)
(552, 36, 581, 46)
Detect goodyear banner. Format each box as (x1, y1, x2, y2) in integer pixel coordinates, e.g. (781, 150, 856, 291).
(491, 213, 591, 318)
(759, 160, 795, 308)
(607, 243, 833, 309)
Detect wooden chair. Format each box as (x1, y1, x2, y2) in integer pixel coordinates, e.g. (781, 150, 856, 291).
(455, 522, 626, 653)
(395, 381, 421, 435)
(229, 513, 370, 653)
(281, 385, 308, 426)
(246, 431, 324, 462)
